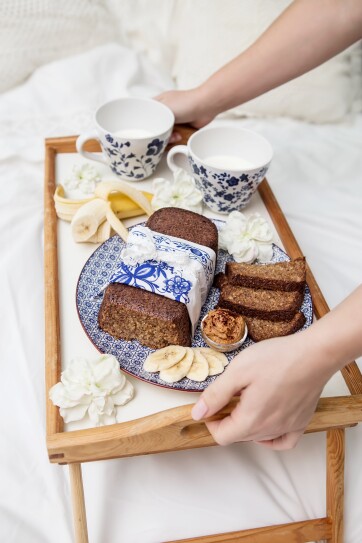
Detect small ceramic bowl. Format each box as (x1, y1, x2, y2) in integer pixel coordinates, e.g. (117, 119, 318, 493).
(200, 314, 248, 353)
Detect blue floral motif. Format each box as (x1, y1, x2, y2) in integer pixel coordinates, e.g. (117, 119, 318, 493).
(164, 275, 192, 302)
(146, 138, 164, 156)
(110, 261, 170, 292)
(188, 155, 270, 213)
(192, 163, 200, 175)
(102, 134, 168, 181)
(226, 176, 239, 187)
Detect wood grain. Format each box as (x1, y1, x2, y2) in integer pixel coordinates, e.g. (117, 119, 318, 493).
(258, 180, 362, 395)
(44, 143, 63, 436)
(166, 518, 332, 543)
(69, 464, 89, 543)
(47, 395, 362, 464)
(326, 429, 345, 543)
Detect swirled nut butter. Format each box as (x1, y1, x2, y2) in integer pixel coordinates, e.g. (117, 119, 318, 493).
(202, 308, 245, 345)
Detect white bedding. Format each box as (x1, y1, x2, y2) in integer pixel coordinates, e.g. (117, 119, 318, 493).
(1, 43, 362, 543)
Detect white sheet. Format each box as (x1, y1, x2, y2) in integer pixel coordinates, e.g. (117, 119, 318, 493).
(1, 43, 362, 543)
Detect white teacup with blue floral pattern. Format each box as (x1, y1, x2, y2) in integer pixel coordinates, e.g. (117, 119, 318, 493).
(167, 126, 273, 213)
(76, 98, 174, 181)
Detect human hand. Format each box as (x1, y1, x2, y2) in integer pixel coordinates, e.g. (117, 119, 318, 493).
(191, 331, 332, 450)
(155, 88, 217, 142)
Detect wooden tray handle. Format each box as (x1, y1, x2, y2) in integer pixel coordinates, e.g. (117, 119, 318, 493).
(47, 394, 362, 464)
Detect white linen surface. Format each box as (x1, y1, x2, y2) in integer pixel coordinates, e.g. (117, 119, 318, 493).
(1, 44, 362, 543)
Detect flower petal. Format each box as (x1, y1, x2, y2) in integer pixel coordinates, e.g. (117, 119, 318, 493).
(60, 403, 90, 423)
(256, 242, 274, 263)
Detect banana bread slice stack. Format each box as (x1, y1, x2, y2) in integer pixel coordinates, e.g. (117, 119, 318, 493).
(216, 258, 307, 342)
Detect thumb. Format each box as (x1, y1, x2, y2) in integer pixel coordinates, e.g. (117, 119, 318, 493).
(191, 362, 245, 421)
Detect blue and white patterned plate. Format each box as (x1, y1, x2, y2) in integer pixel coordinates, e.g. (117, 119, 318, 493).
(76, 220, 313, 392)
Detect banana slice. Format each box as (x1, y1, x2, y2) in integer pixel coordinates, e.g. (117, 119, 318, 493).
(144, 345, 186, 373)
(186, 349, 209, 382)
(71, 198, 108, 242)
(199, 348, 228, 367)
(197, 348, 226, 376)
(159, 348, 194, 383)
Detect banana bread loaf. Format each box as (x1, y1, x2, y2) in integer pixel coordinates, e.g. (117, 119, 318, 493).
(98, 208, 218, 349)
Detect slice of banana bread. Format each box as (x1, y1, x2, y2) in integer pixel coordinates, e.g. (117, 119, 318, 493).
(225, 258, 306, 292)
(98, 207, 218, 349)
(245, 312, 306, 342)
(218, 284, 303, 321)
(98, 283, 191, 349)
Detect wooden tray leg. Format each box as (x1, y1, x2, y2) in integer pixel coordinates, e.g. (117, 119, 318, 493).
(69, 463, 89, 543)
(326, 429, 345, 542)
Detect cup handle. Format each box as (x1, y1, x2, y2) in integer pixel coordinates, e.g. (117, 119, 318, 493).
(76, 130, 108, 165)
(167, 145, 189, 172)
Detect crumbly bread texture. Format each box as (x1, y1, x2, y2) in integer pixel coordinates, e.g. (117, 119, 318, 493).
(218, 284, 303, 322)
(98, 208, 218, 349)
(245, 312, 306, 342)
(147, 207, 218, 255)
(98, 283, 191, 349)
(226, 258, 306, 292)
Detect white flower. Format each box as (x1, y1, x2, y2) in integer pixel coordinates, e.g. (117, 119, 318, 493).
(49, 355, 134, 426)
(219, 211, 273, 263)
(64, 163, 101, 195)
(151, 168, 203, 214)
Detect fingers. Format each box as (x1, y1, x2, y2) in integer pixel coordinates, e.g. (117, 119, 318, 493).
(169, 132, 182, 143)
(254, 431, 303, 450)
(192, 362, 245, 421)
(206, 408, 245, 447)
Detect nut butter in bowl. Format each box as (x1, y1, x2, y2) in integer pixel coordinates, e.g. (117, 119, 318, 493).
(201, 308, 248, 353)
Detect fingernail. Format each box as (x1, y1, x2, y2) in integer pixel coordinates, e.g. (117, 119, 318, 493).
(191, 398, 208, 420)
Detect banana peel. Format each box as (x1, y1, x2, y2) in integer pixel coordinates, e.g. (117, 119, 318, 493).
(54, 181, 153, 243)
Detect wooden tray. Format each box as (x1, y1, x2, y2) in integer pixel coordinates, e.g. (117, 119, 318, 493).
(44, 127, 362, 543)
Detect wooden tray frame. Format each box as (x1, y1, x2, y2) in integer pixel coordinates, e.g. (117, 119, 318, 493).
(44, 128, 362, 543)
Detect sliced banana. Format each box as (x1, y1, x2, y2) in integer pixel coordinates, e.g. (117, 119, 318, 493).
(144, 345, 186, 373)
(197, 348, 225, 376)
(159, 348, 194, 383)
(186, 349, 209, 382)
(198, 348, 228, 367)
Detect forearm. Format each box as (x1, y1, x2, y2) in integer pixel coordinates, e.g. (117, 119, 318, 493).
(303, 284, 362, 380)
(200, 0, 362, 115)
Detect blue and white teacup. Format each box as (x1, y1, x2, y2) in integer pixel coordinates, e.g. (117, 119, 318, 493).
(76, 98, 174, 181)
(167, 126, 273, 213)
